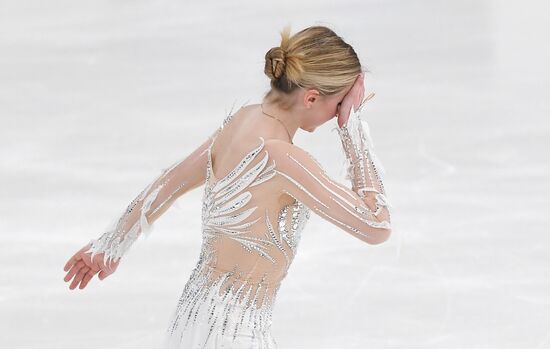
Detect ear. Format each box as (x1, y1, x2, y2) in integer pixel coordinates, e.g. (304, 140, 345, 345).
(303, 89, 320, 108)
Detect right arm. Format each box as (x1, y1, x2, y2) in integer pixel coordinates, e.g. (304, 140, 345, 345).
(270, 144, 391, 245)
(269, 93, 391, 245)
(335, 91, 392, 230)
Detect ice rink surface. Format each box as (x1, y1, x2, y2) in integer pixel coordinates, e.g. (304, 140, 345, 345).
(1, 0, 549, 348)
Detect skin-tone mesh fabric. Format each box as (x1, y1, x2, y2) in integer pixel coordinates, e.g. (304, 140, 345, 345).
(84, 99, 391, 348)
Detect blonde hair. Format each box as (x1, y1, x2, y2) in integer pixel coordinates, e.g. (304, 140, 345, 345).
(264, 24, 365, 109)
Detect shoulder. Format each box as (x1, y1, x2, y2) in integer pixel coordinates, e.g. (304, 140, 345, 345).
(262, 138, 299, 156)
(263, 138, 325, 172)
(220, 102, 256, 128)
(219, 109, 239, 130)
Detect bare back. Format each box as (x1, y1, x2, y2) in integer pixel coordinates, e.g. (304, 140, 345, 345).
(203, 105, 308, 289)
(83, 101, 391, 342)
(209, 104, 296, 206)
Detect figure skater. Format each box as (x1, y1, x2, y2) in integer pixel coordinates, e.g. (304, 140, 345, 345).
(63, 24, 392, 348)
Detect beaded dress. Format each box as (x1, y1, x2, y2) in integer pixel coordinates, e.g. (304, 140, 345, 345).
(83, 98, 392, 348)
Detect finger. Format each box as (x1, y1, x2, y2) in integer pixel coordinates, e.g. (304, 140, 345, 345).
(64, 250, 83, 272)
(64, 242, 92, 272)
(99, 261, 118, 280)
(96, 257, 118, 280)
(339, 105, 352, 127)
(81, 250, 98, 270)
(64, 260, 84, 282)
(79, 269, 98, 289)
(64, 260, 85, 282)
(357, 78, 365, 106)
(350, 85, 362, 109)
(105, 258, 115, 272)
(340, 101, 351, 117)
(88, 252, 103, 271)
(67, 267, 85, 289)
(105, 257, 120, 273)
(337, 116, 343, 128)
(355, 73, 363, 88)
(90, 261, 101, 274)
(94, 253, 113, 271)
(97, 257, 112, 273)
(98, 269, 109, 280)
(70, 266, 90, 290)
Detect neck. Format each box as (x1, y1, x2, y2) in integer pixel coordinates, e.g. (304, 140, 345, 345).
(260, 99, 301, 142)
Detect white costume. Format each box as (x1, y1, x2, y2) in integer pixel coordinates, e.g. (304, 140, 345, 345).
(83, 98, 391, 348)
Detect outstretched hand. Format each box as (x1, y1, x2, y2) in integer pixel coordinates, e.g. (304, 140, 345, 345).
(337, 73, 375, 128)
(63, 242, 120, 290)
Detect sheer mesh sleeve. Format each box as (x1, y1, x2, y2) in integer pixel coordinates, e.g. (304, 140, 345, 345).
(271, 98, 392, 245)
(335, 94, 392, 224)
(83, 112, 235, 267)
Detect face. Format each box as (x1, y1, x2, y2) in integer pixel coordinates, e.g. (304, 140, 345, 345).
(300, 85, 353, 132)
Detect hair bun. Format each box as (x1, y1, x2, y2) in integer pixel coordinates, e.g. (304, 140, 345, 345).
(264, 46, 286, 80)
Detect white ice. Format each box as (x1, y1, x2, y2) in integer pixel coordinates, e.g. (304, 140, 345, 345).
(1, 0, 549, 348)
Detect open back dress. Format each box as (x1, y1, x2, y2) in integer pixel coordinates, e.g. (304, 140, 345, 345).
(83, 98, 392, 348)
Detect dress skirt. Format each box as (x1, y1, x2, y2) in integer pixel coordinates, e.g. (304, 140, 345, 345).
(161, 264, 279, 349)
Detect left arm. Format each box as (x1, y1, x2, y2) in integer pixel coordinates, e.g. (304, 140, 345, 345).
(83, 130, 216, 267)
(63, 109, 236, 289)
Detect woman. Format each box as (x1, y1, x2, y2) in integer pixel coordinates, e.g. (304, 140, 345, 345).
(62, 24, 392, 348)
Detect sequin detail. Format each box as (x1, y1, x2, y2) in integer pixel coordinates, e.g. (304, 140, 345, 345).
(335, 97, 392, 217)
(83, 98, 391, 348)
(163, 115, 311, 348)
(83, 161, 189, 267)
